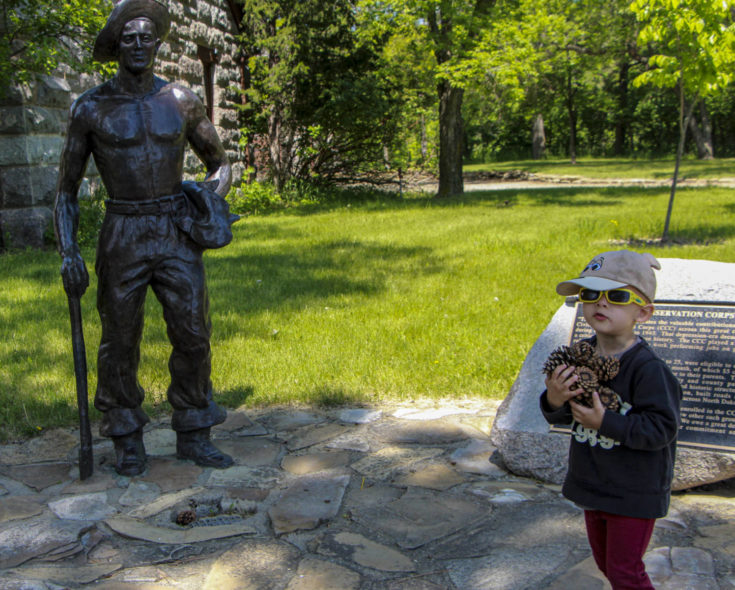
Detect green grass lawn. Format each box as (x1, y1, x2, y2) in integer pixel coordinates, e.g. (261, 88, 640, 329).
(2, 183, 735, 441)
(465, 157, 735, 180)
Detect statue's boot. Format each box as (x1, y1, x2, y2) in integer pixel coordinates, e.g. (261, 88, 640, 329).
(176, 427, 233, 468)
(112, 429, 146, 476)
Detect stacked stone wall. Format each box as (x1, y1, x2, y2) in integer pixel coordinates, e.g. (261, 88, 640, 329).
(0, 0, 244, 250)
(160, 0, 244, 183)
(0, 78, 74, 249)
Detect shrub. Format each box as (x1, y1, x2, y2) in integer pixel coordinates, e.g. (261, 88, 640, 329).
(43, 184, 107, 251)
(228, 181, 284, 214)
(228, 179, 332, 215)
(77, 185, 107, 249)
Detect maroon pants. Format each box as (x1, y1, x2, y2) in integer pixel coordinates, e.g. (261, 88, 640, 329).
(584, 510, 656, 590)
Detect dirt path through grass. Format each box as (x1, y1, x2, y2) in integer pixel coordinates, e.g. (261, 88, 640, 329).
(409, 171, 735, 192)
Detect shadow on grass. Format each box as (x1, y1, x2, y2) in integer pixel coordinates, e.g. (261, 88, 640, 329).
(524, 187, 628, 207)
(251, 184, 735, 222)
(406, 190, 623, 211)
(305, 384, 371, 406)
(208, 238, 441, 319)
(674, 223, 735, 243)
(211, 385, 256, 408)
(258, 185, 660, 216)
(617, 224, 735, 247)
(0, 377, 84, 440)
(1, 228, 442, 439)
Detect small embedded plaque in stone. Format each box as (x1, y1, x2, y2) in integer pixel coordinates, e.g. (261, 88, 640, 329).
(570, 302, 735, 452)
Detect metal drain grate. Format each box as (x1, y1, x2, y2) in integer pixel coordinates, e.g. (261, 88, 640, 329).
(189, 514, 245, 527)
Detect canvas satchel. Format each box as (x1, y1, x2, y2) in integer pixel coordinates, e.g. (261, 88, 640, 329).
(175, 181, 240, 249)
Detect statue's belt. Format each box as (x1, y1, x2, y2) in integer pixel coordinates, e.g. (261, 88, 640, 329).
(105, 193, 186, 216)
(105, 186, 238, 249)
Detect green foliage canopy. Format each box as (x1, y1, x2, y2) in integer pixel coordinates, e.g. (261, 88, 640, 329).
(463, 0, 644, 160)
(238, 0, 402, 189)
(356, 3, 439, 169)
(631, 0, 735, 95)
(630, 0, 735, 239)
(0, 0, 111, 90)
(358, 0, 501, 196)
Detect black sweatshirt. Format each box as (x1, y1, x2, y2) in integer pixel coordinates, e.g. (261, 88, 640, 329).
(540, 336, 682, 519)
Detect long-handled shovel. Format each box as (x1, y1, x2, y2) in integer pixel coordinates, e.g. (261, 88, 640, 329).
(66, 294, 94, 480)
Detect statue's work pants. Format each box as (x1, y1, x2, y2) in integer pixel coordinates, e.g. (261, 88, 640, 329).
(93, 202, 226, 437)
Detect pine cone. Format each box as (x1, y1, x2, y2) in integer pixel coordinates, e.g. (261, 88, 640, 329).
(176, 510, 197, 526)
(571, 340, 595, 364)
(574, 366, 598, 407)
(590, 355, 620, 382)
(598, 386, 621, 412)
(576, 366, 599, 391)
(542, 345, 576, 375)
(574, 391, 592, 407)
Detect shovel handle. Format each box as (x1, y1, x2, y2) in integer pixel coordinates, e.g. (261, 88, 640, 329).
(68, 295, 93, 480)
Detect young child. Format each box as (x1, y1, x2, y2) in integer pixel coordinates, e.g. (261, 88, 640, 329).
(540, 250, 682, 590)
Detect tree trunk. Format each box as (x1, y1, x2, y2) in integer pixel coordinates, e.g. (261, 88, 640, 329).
(568, 106, 577, 165)
(663, 86, 698, 242)
(663, 125, 684, 243)
(688, 102, 714, 160)
(566, 61, 577, 165)
(268, 109, 293, 193)
(532, 113, 546, 160)
(613, 61, 629, 156)
(420, 113, 428, 165)
(268, 111, 284, 192)
(436, 80, 464, 198)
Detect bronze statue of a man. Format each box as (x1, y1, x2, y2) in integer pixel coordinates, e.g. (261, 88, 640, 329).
(54, 0, 234, 476)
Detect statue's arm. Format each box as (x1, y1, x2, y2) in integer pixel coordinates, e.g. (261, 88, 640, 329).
(54, 100, 92, 297)
(182, 89, 232, 196)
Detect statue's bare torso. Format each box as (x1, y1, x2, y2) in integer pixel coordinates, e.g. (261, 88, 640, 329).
(73, 77, 202, 201)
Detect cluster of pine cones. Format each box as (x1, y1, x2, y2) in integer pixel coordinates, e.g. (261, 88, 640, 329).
(542, 341, 622, 411)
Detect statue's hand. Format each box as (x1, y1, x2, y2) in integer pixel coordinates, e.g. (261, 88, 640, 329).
(60, 252, 89, 298)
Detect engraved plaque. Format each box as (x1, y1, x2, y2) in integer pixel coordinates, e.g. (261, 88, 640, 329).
(570, 302, 735, 452)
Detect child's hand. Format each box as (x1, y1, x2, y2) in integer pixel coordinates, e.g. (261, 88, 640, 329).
(571, 392, 605, 430)
(545, 364, 584, 410)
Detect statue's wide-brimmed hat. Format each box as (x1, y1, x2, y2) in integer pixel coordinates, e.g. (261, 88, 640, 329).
(93, 0, 170, 62)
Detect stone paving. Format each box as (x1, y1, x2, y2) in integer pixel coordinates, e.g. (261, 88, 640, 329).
(1, 398, 734, 589)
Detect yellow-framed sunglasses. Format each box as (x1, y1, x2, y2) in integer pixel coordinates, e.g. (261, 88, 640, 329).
(578, 288, 647, 307)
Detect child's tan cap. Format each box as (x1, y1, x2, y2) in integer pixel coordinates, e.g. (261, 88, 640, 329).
(556, 250, 661, 302)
